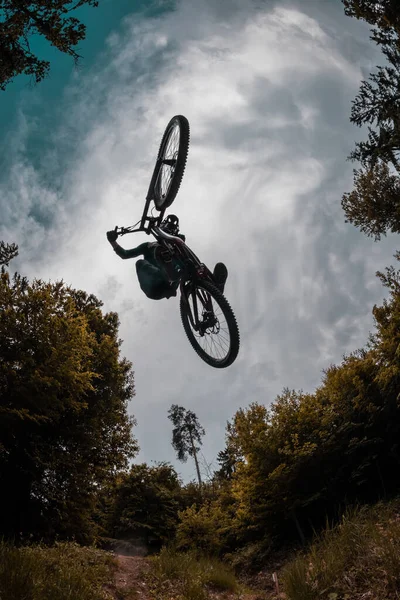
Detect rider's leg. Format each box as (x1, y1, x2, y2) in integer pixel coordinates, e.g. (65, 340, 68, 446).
(136, 259, 169, 300)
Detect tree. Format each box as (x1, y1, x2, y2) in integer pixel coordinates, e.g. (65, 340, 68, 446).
(105, 462, 182, 550)
(0, 241, 18, 267)
(348, 57, 400, 171)
(370, 252, 400, 477)
(168, 404, 205, 487)
(215, 446, 240, 481)
(342, 1, 400, 39)
(341, 0, 400, 238)
(341, 162, 400, 239)
(0, 0, 100, 91)
(0, 271, 138, 542)
(345, 2, 400, 171)
(176, 502, 232, 556)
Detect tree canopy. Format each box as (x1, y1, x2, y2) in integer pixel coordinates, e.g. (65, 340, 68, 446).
(104, 462, 182, 550)
(341, 0, 400, 238)
(342, 162, 400, 239)
(0, 270, 137, 542)
(0, 0, 99, 91)
(342, 1, 400, 39)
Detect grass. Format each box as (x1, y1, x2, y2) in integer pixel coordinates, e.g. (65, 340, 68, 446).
(0, 540, 115, 600)
(281, 499, 400, 600)
(146, 547, 239, 600)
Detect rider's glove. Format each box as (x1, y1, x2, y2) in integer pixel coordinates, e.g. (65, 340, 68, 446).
(107, 229, 118, 243)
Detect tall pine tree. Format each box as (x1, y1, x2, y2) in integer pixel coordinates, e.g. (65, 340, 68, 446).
(168, 405, 205, 488)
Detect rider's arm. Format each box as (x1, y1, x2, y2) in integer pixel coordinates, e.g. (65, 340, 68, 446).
(110, 240, 150, 259)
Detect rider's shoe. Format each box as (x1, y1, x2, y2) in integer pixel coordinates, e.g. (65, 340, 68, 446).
(165, 285, 178, 299)
(213, 262, 228, 294)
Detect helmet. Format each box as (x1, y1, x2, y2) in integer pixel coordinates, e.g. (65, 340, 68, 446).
(162, 214, 180, 235)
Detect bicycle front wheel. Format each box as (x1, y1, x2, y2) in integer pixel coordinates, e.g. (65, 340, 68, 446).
(180, 280, 240, 368)
(149, 115, 190, 211)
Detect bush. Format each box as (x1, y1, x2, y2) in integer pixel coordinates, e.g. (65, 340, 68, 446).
(226, 537, 275, 573)
(147, 547, 238, 599)
(281, 500, 400, 600)
(0, 541, 114, 600)
(176, 502, 231, 556)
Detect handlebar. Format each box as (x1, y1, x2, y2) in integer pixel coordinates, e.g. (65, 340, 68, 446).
(114, 193, 168, 237)
(116, 225, 139, 236)
(116, 223, 185, 246)
(116, 213, 163, 236)
(116, 221, 152, 236)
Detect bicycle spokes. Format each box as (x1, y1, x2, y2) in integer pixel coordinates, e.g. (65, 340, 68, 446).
(188, 289, 231, 361)
(157, 124, 180, 199)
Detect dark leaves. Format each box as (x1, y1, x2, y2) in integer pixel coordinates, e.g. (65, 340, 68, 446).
(0, 0, 99, 90)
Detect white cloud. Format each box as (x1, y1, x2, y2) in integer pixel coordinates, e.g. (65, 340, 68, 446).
(1, 0, 398, 480)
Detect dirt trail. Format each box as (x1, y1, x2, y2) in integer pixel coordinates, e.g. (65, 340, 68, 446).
(105, 552, 282, 600)
(106, 554, 151, 600)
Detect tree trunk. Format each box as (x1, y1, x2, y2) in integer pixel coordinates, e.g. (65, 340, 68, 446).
(291, 508, 306, 546)
(188, 429, 202, 488)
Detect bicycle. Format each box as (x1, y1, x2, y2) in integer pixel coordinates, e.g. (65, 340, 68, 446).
(114, 115, 240, 369)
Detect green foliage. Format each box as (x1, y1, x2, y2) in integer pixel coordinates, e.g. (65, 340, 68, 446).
(179, 480, 205, 510)
(105, 463, 181, 549)
(341, 0, 400, 238)
(342, 0, 400, 41)
(215, 446, 240, 480)
(0, 241, 18, 267)
(179, 478, 225, 512)
(0, 0, 100, 91)
(342, 162, 400, 239)
(208, 255, 400, 552)
(0, 540, 114, 600)
(282, 500, 400, 600)
(176, 502, 232, 556)
(147, 547, 238, 600)
(0, 272, 137, 542)
(226, 538, 274, 573)
(225, 393, 333, 543)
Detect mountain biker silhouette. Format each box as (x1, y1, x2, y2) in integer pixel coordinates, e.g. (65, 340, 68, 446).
(107, 214, 228, 301)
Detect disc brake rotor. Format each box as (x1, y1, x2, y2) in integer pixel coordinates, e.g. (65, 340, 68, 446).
(199, 310, 219, 335)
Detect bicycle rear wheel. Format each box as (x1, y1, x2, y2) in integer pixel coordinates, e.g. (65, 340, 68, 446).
(180, 280, 240, 368)
(149, 115, 190, 211)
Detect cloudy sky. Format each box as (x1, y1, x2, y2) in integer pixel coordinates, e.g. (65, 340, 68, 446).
(1, 0, 398, 482)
